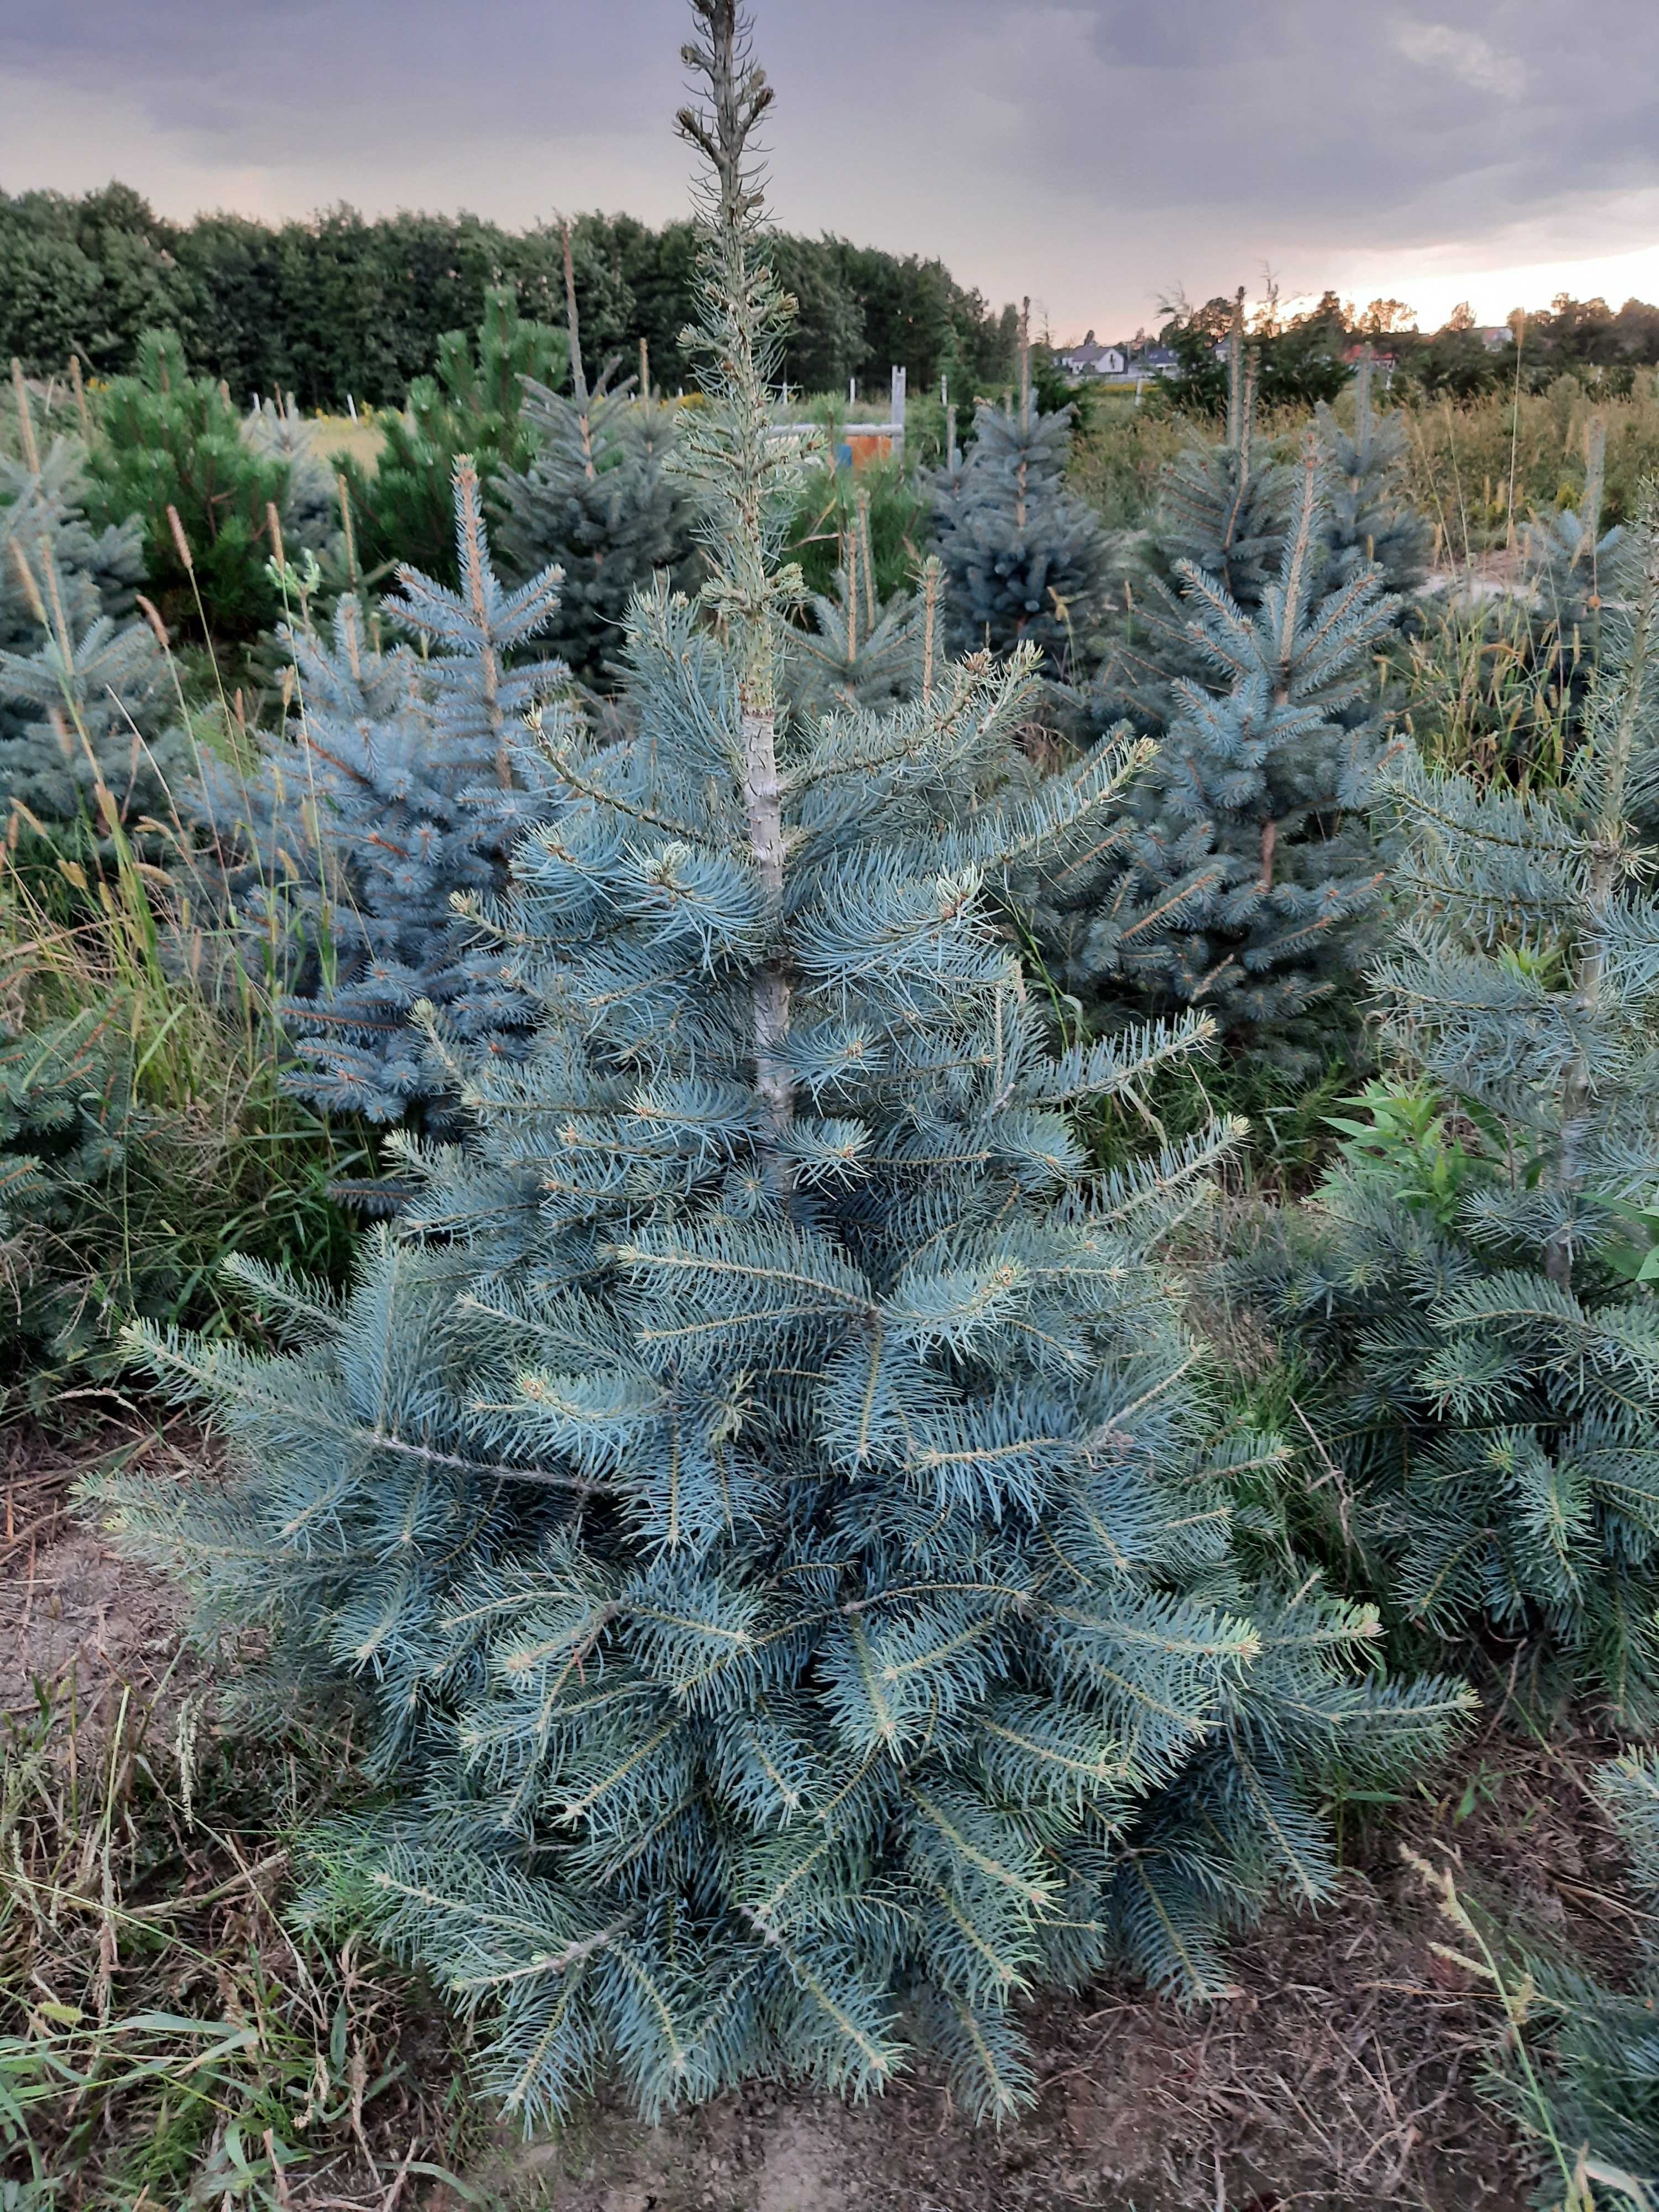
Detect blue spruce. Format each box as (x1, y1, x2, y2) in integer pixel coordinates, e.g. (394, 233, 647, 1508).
(784, 491, 936, 721)
(199, 461, 571, 1123)
(930, 343, 1112, 679)
(1522, 413, 1623, 644)
(494, 241, 701, 693)
(1034, 436, 1399, 1066)
(103, 2, 1467, 2125)
(1314, 347, 1432, 594)
(1105, 294, 1292, 733)
(1536, 1749, 1659, 2185)
(1, 377, 189, 848)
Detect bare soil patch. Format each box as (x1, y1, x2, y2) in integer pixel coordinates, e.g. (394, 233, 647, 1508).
(0, 1412, 192, 1724)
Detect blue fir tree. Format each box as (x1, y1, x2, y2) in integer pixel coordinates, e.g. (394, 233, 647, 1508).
(1260, 507, 1659, 1724)
(0, 1006, 132, 1369)
(494, 243, 701, 693)
(1424, 1745, 1659, 2197)
(1104, 296, 1292, 733)
(244, 392, 345, 568)
(101, 3, 1467, 2126)
(930, 336, 1112, 679)
(1032, 436, 1399, 1066)
(1160, 296, 1289, 608)
(199, 461, 571, 1122)
(1533, 1748, 1659, 2187)
(1, 380, 189, 847)
(1523, 414, 1623, 644)
(1314, 348, 1432, 594)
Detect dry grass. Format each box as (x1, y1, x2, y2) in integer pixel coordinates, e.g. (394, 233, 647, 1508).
(307, 415, 387, 474)
(0, 1418, 481, 2211)
(1067, 373, 1659, 561)
(1397, 375, 1659, 564)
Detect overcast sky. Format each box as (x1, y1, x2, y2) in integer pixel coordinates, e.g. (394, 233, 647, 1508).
(4, 0, 1657, 336)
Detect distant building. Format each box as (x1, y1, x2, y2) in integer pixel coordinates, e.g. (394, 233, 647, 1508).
(1476, 326, 1514, 352)
(1131, 345, 1181, 377)
(1057, 330, 1129, 380)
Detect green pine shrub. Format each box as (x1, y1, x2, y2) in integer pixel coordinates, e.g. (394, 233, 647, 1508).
(96, 0, 1468, 2128)
(340, 288, 567, 589)
(787, 453, 924, 604)
(79, 328, 293, 641)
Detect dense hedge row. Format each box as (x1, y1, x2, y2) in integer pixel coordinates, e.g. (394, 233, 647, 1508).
(0, 184, 1019, 408)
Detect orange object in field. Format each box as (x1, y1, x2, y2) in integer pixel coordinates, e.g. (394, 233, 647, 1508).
(843, 433, 894, 470)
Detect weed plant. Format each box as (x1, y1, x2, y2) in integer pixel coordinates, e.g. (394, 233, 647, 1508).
(0, 842, 364, 1403)
(0, 1601, 477, 2208)
(1393, 590, 1584, 791)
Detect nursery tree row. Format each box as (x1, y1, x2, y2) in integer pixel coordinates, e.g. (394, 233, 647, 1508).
(4, 3, 1659, 2184)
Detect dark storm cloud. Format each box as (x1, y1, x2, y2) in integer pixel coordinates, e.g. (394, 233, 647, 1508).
(4, 1, 1657, 324)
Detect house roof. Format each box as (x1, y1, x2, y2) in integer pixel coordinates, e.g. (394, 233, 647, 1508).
(1060, 330, 1125, 364)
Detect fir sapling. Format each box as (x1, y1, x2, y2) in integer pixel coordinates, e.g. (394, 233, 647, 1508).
(1103, 295, 1292, 733)
(244, 392, 344, 568)
(784, 490, 936, 722)
(1533, 1749, 1659, 2184)
(198, 461, 572, 1123)
(1260, 503, 1659, 1724)
(1, 378, 191, 847)
(104, 0, 1469, 2125)
(1032, 435, 1400, 1068)
(1522, 413, 1623, 644)
(1314, 348, 1432, 594)
(493, 232, 701, 692)
(930, 377, 1112, 680)
(0, 1005, 181, 1387)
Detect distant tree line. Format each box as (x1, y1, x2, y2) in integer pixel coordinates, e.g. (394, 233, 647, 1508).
(0, 184, 1020, 407)
(1150, 287, 1659, 413)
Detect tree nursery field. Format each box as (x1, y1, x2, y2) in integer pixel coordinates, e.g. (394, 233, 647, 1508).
(5, 6, 1659, 2209)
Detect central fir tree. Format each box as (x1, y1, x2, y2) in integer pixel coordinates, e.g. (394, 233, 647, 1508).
(106, 2, 1465, 2121)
